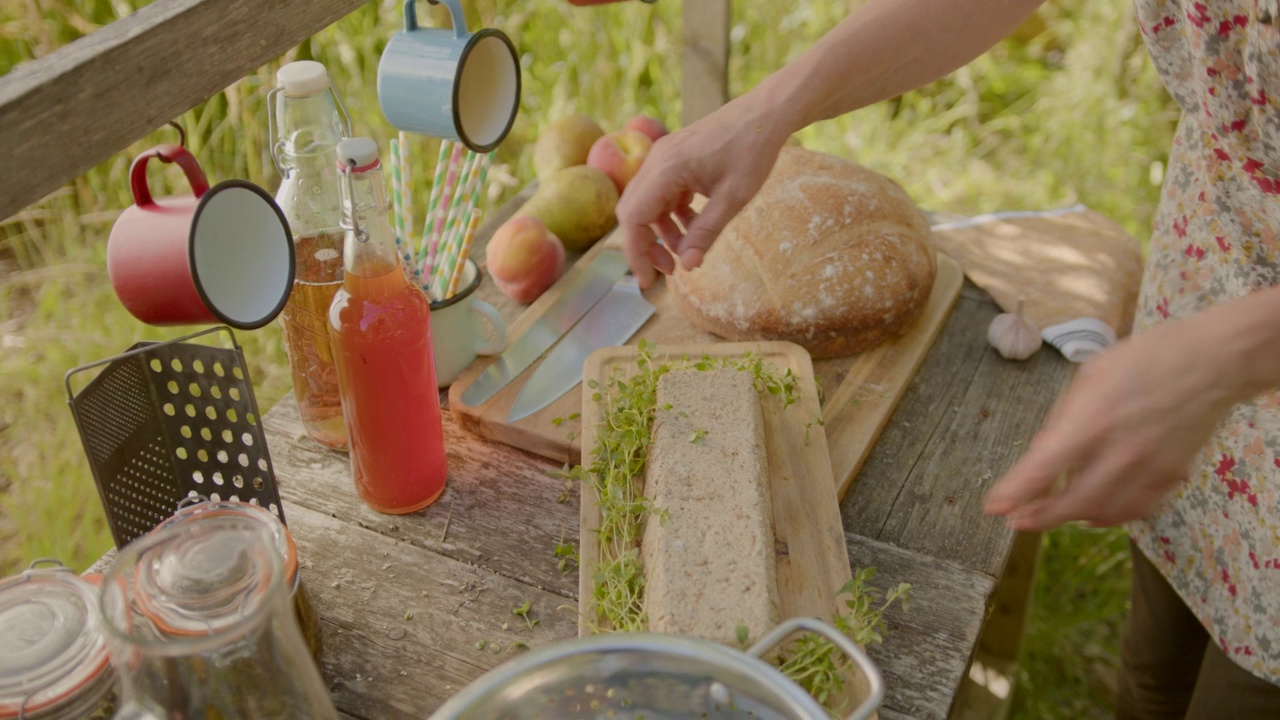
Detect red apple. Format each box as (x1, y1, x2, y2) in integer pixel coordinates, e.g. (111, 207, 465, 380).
(485, 216, 566, 304)
(586, 129, 653, 193)
(623, 115, 669, 143)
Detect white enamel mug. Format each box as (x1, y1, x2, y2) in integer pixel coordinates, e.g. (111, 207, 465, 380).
(429, 259, 506, 388)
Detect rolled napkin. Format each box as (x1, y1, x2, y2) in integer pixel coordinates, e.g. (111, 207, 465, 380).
(930, 205, 1144, 362)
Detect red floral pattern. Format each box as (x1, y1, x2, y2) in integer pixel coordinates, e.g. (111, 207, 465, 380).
(1132, 0, 1280, 684)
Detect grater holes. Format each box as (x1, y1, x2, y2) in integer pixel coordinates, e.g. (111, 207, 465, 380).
(232, 367, 244, 380)
(221, 429, 234, 444)
(209, 386, 222, 399)
(197, 449, 209, 463)
(188, 383, 202, 398)
(185, 404, 197, 418)
(228, 387, 241, 402)
(163, 403, 175, 416)
(213, 362, 225, 377)
(167, 380, 180, 394)
(205, 406, 217, 421)
(227, 409, 239, 423)
(193, 470, 204, 484)
(237, 453, 249, 468)
(200, 427, 212, 442)
(229, 494, 240, 502)
(176, 447, 188, 460)
(210, 492, 221, 502)
(241, 433, 253, 447)
(257, 458, 269, 472)
(253, 477, 265, 491)
(170, 358, 183, 372)
(216, 450, 229, 464)
(249, 497, 260, 506)
(150, 359, 163, 372)
(246, 413, 256, 426)
(180, 425, 192, 439)
(232, 475, 245, 489)
(212, 471, 224, 486)
(192, 359, 205, 374)
(268, 503, 278, 515)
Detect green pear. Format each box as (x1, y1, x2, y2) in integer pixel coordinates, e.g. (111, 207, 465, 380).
(533, 114, 605, 180)
(516, 166, 619, 253)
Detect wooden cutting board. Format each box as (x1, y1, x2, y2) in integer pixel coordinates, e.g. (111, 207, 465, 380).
(576, 341, 872, 711)
(449, 231, 964, 500)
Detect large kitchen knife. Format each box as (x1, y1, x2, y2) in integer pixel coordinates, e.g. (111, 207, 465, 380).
(506, 275, 654, 423)
(459, 248, 630, 407)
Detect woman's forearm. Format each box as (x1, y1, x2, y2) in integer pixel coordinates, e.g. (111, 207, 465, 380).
(744, 0, 1047, 138)
(1207, 285, 1280, 401)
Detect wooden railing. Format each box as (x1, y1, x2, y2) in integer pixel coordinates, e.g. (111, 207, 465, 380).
(0, 0, 729, 224)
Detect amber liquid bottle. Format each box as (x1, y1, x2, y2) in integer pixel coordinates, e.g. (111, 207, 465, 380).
(270, 60, 350, 450)
(328, 138, 448, 513)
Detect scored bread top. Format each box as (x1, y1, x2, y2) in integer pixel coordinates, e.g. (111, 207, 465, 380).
(669, 146, 937, 358)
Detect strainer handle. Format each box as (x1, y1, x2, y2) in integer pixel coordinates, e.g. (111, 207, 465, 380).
(746, 616, 885, 720)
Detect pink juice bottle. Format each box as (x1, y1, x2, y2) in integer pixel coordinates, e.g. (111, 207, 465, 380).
(328, 137, 447, 513)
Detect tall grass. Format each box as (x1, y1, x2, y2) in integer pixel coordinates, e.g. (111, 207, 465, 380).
(0, 0, 1175, 717)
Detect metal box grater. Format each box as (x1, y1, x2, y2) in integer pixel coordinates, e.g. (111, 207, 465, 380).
(64, 326, 285, 547)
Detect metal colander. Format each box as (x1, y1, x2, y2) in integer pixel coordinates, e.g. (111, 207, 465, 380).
(429, 617, 884, 720)
(64, 326, 284, 548)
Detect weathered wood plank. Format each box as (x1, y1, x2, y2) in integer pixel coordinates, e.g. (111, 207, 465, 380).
(263, 398, 580, 599)
(0, 0, 366, 222)
(286, 503, 577, 719)
(841, 293, 995, 536)
(874, 325, 1074, 577)
(846, 533, 996, 720)
(680, 0, 730, 127)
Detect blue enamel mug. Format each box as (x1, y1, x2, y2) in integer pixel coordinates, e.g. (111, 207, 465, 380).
(377, 0, 521, 152)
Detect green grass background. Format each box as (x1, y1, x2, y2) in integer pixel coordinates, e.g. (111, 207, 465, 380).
(0, 0, 1174, 717)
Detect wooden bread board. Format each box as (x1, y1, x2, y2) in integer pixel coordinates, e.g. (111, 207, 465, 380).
(576, 341, 871, 710)
(449, 231, 964, 500)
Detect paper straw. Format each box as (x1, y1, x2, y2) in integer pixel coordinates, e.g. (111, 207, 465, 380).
(398, 131, 413, 239)
(388, 139, 412, 283)
(445, 208, 483, 300)
(416, 139, 452, 270)
(423, 143, 464, 282)
(433, 151, 481, 288)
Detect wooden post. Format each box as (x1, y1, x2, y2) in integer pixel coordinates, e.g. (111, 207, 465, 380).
(680, 0, 730, 127)
(0, 0, 367, 223)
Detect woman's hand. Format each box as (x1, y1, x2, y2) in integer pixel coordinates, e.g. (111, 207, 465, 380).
(615, 97, 789, 288)
(984, 301, 1269, 532)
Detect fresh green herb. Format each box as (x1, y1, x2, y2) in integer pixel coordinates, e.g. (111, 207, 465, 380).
(474, 639, 487, 651)
(689, 428, 707, 444)
(403, 610, 413, 621)
(513, 600, 539, 629)
(554, 529, 579, 573)
(775, 567, 911, 713)
(736, 623, 750, 648)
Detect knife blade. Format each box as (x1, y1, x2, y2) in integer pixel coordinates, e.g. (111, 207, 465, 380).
(506, 275, 654, 423)
(459, 248, 631, 407)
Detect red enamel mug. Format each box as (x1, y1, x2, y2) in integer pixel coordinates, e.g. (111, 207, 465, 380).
(107, 144, 295, 329)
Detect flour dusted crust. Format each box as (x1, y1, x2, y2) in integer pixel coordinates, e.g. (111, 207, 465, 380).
(642, 369, 780, 645)
(669, 147, 937, 358)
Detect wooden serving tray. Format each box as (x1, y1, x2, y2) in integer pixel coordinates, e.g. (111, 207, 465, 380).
(449, 230, 964, 502)
(576, 341, 871, 709)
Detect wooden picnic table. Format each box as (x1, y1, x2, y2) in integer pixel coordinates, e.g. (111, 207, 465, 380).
(254, 195, 1076, 720)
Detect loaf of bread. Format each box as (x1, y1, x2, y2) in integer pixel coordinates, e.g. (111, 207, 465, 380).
(669, 146, 937, 358)
(641, 368, 780, 645)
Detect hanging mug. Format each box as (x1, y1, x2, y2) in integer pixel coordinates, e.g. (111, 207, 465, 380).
(377, 0, 521, 152)
(107, 144, 295, 330)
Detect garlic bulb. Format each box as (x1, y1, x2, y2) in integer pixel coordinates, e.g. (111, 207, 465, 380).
(987, 297, 1042, 360)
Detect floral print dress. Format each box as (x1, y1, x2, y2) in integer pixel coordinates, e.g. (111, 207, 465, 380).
(1131, 0, 1280, 683)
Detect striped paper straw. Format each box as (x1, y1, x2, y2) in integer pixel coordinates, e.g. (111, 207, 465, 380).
(398, 131, 413, 244)
(433, 151, 481, 288)
(388, 138, 411, 283)
(445, 208, 483, 299)
(417, 139, 452, 268)
(423, 143, 464, 282)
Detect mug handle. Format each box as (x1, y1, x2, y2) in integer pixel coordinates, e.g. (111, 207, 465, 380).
(406, 0, 469, 40)
(128, 144, 211, 207)
(470, 299, 507, 355)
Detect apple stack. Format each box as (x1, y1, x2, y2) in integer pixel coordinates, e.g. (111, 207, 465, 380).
(487, 113, 668, 303)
